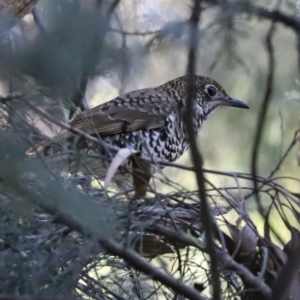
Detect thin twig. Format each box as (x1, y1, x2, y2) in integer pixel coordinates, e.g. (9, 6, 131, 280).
(251, 11, 276, 214)
(0, 297, 76, 300)
(268, 130, 298, 179)
(249, 4, 300, 31)
(184, 1, 221, 299)
(207, 1, 300, 32)
(23, 189, 207, 300)
(109, 28, 160, 36)
(23, 99, 298, 208)
(269, 237, 300, 300)
(148, 225, 272, 298)
(24, 99, 118, 152)
(69, 75, 89, 120)
(68, 0, 120, 120)
(0, 92, 23, 103)
(268, 24, 300, 300)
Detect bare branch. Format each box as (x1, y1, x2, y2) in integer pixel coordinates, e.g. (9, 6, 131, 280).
(148, 225, 272, 298)
(18, 183, 207, 300)
(184, 1, 221, 299)
(24, 97, 298, 203)
(0, 92, 23, 103)
(268, 19, 300, 300)
(207, 1, 300, 32)
(269, 236, 300, 300)
(68, 0, 120, 120)
(109, 28, 160, 36)
(248, 3, 300, 31)
(268, 130, 298, 179)
(69, 75, 89, 120)
(0, 297, 77, 300)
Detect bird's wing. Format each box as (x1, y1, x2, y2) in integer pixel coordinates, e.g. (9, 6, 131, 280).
(67, 87, 177, 137)
(25, 87, 177, 156)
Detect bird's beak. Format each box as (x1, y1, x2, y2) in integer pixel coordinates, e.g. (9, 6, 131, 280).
(222, 97, 250, 109)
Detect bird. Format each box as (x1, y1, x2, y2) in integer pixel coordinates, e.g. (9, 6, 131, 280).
(26, 75, 249, 197)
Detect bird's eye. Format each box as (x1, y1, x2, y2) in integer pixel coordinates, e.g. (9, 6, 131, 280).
(206, 85, 217, 97)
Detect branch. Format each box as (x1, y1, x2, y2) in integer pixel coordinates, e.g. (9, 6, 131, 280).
(24, 99, 118, 153)
(0, 297, 76, 300)
(24, 97, 298, 205)
(0, 92, 23, 103)
(248, 4, 300, 31)
(69, 75, 89, 120)
(148, 225, 272, 298)
(109, 28, 160, 36)
(184, 1, 221, 299)
(207, 1, 300, 32)
(268, 131, 298, 179)
(68, 0, 120, 120)
(269, 236, 300, 300)
(0, 138, 206, 300)
(22, 187, 206, 300)
(268, 20, 300, 300)
(251, 8, 276, 214)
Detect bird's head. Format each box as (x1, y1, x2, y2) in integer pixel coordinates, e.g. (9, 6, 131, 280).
(194, 76, 249, 118)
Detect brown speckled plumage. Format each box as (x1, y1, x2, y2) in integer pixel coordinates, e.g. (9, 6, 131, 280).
(27, 75, 249, 196)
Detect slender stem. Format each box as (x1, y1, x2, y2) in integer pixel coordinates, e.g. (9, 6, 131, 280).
(184, 1, 221, 299)
(251, 15, 276, 215)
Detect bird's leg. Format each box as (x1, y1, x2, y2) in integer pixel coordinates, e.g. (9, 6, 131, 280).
(132, 157, 151, 199)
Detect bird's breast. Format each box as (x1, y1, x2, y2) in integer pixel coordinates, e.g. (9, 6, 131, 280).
(102, 115, 189, 165)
